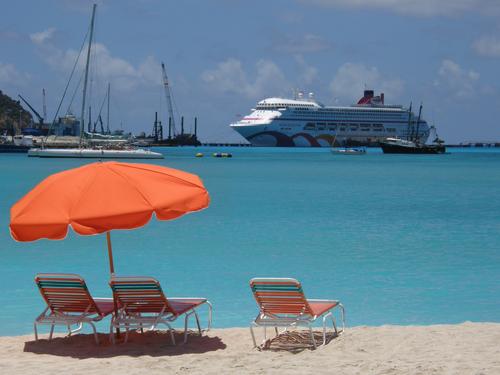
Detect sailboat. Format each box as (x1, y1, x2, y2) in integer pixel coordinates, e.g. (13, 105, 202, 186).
(28, 4, 163, 159)
(330, 130, 366, 155)
(379, 103, 445, 154)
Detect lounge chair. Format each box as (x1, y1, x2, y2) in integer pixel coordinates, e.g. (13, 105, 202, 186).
(109, 276, 212, 345)
(249, 277, 345, 349)
(34, 273, 115, 344)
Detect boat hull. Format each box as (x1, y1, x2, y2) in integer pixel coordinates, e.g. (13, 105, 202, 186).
(380, 142, 445, 154)
(331, 148, 366, 155)
(28, 148, 164, 159)
(0, 144, 30, 153)
(231, 123, 429, 148)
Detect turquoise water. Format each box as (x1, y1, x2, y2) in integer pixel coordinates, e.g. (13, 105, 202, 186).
(1, 147, 499, 335)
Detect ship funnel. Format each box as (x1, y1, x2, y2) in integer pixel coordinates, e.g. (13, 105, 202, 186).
(357, 89, 375, 105)
(308, 92, 315, 100)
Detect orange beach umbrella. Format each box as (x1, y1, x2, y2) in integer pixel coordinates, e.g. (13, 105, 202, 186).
(9, 161, 210, 274)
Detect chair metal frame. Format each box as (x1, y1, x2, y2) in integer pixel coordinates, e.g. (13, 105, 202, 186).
(109, 276, 212, 345)
(34, 273, 113, 345)
(249, 278, 345, 349)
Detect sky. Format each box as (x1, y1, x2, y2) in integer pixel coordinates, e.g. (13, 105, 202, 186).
(1, 0, 500, 143)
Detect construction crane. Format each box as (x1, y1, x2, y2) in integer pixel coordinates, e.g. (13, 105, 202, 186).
(161, 62, 176, 137)
(42, 89, 47, 121)
(18, 94, 44, 125)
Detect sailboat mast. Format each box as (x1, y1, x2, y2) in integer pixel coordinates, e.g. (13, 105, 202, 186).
(106, 82, 110, 134)
(80, 3, 97, 142)
(161, 62, 176, 136)
(415, 103, 423, 143)
(406, 102, 412, 141)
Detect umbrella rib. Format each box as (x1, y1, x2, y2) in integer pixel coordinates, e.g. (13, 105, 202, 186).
(117, 163, 205, 189)
(68, 166, 100, 222)
(13, 168, 80, 221)
(104, 164, 154, 209)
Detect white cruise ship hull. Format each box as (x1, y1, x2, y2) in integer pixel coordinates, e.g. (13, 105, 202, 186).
(230, 91, 430, 147)
(231, 123, 413, 147)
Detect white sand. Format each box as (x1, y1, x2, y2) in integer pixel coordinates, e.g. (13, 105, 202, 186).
(1, 322, 499, 374)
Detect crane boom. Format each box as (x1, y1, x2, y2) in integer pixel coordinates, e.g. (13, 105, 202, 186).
(161, 62, 176, 136)
(18, 94, 43, 124)
(42, 88, 47, 120)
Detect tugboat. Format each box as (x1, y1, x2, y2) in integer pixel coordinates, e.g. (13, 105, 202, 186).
(379, 137, 445, 154)
(380, 103, 446, 154)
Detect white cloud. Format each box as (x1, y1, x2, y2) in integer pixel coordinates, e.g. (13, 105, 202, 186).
(434, 59, 479, 98)
(329, 62, 404, 103)
(302, 0, 500, 17)
(473, 35, 500, 57)
(30, 28, 56, 45)
(0, 62, 29, 85)
(201, 58, 289, 99)
(295, 55, 318, 86)
(30, 28, 161, 92)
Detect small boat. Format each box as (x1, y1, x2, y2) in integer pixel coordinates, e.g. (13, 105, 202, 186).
(28, 147, 163, 159)
(379, 138, 445, 154)
(380, 104, 445, 154)
(212, 152, 232, 158)
(331, 147, 366, 155)
(0, 135, 34, 153)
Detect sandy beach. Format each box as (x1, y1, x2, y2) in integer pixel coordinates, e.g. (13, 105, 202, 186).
(0, 322, 498, 374)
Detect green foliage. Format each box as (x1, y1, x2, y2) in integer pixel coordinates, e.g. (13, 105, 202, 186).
(0, 90, 33, 133)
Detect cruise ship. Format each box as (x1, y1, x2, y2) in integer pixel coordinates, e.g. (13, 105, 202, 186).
(230, 90, 430, 147)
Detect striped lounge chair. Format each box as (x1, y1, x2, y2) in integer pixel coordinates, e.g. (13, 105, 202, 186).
(109, 276, 212, 345)
(34, 273, 115, 344)
(249, 278, 345, 349)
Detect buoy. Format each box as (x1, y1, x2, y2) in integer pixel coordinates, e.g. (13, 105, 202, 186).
(195, 152, 204, 157)
(212, 152, 232, 158)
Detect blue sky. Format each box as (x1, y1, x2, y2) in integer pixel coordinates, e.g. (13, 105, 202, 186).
(1, 0, 500, 143)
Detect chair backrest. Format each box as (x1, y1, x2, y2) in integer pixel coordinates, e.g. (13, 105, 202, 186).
(250, 278, 312, 316)
(110, 276, 171, 314)
(35, 273, 101, 314)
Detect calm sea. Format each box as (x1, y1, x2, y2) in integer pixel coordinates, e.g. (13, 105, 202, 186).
(1, 147, 499, 335)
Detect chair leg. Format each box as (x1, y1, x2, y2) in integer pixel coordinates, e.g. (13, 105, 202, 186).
(165, 322, 176, 346)
(34, 322, 39, 341)
(88, 322, 99, 345)
(332, 315, 338, 336)
(183, 312, 191, 344)
(109, 321, 115, 345)
(49, 324, 55, 340)
(322, 314, 328, 345)
(309, 325, 317, 349)
(206, 301, 213, 331)
(194, 310, 202, 336)
(338, 303, 346, 333)
(249, 324, 257, 348)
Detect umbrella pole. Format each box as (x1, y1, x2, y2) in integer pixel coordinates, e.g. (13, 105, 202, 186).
(106, 231, 115, 274)
(106, 232, 120, 338)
